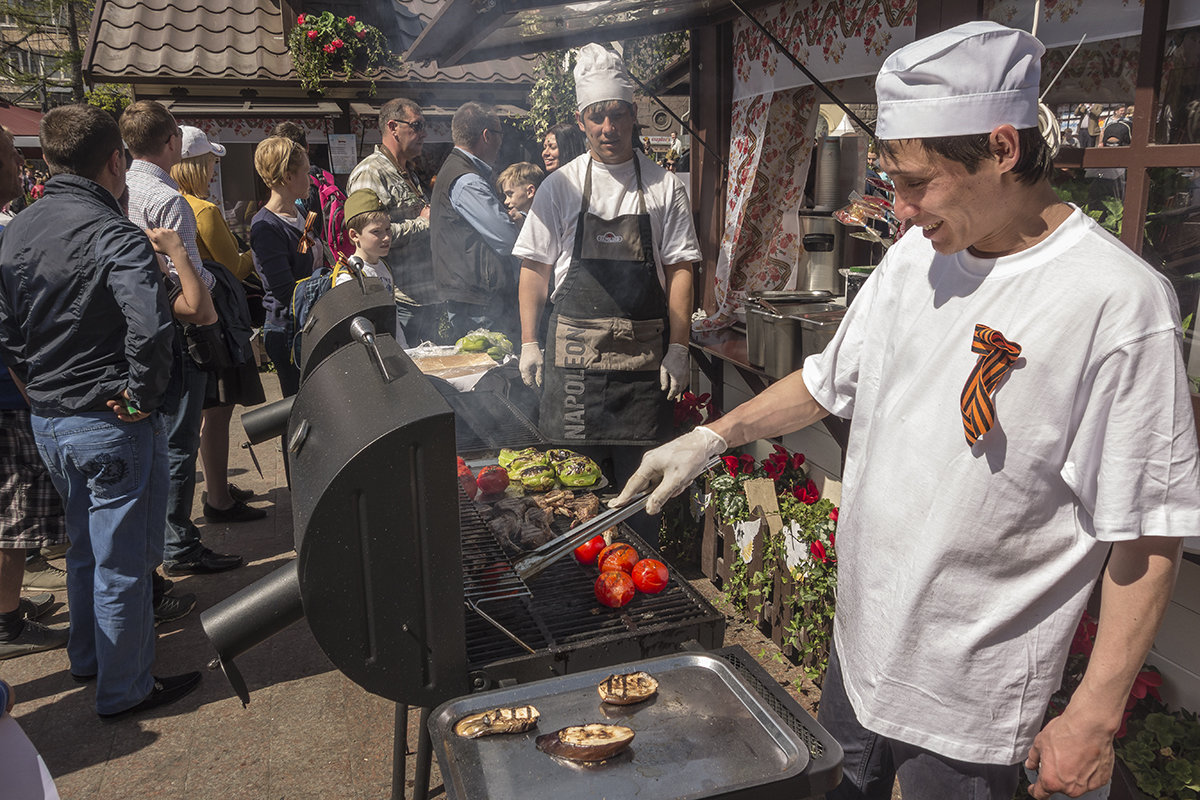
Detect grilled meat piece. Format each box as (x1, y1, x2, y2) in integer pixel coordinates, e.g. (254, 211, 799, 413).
(454, 705, 541, 738)
(536, 724, 635, 762)
(569, 493, 601, 522)
(532, 489, 573, 509)
(598, 672, 659, 705)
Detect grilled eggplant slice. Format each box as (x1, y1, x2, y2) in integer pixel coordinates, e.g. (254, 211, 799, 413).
(535, 724, 635, 761)
(453, 705, 540, 739)
(598, 672, 659, 705)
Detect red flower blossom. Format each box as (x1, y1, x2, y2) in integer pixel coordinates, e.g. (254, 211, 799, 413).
(323, 43, 335, 53)
(829, 508, 839, 522)
(792, 452, 805, 469)
(829, 532, 835, 547)
(297, 13, 306, 24)
(307, 29, 318, 40)
(1129, 669, 1162, 703)
(356, 29, 366, 39)
(346, 15, 356, 23)
(331, 38, 344, 49)
(722, 455, 739, 478)
(811, 540, 827, 562)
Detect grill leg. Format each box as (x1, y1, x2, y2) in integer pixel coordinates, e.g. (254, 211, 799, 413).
(413, 707, 433, 800)
(391, 702, 408, 800)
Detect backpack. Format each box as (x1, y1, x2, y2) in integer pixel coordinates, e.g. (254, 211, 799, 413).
(290, 257, 359, 365)
(310, 168, 353, 262)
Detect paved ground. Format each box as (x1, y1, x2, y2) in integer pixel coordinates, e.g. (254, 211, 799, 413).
(3, 371, 828, 800)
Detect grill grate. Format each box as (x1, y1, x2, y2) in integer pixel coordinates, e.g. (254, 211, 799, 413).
(447, 391, 545, 456)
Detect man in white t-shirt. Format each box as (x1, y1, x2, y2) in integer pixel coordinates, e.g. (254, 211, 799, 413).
(612, 22, 1200, 800)
(514, 44, 700, 547)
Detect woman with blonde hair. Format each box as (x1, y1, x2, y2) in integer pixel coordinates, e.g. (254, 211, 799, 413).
(172, 126, 266, 522)
(250, 135, 316, 397)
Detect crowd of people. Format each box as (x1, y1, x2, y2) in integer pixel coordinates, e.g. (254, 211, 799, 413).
(1, 24, 1197, 800)
(1064, 103, 1135, 148)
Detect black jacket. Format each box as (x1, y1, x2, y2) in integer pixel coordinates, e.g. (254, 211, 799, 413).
(0, 175, 174, 415)
(430, 148, 511, 306)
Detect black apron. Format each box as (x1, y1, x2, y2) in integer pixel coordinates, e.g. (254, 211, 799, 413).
(540, 158, 672, 446)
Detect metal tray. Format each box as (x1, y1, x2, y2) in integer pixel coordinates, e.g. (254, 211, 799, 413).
(429, 651, 811, 800)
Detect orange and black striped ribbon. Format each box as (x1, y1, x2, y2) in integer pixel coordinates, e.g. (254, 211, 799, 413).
(297, 211, 318, 254)
(961, 324, 1022, 446)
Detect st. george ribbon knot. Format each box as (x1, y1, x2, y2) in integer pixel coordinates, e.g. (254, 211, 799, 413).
(961, 324, 1022, 446)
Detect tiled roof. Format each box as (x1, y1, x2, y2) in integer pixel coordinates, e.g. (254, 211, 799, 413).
(85, 0, 536, 87)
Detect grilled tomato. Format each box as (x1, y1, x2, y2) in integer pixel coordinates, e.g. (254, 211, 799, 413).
(573, 535, 606, 565)
(476, 465, 510, 497)
(631, 559, 669, 594)
(594, 570, 635, 608)
(597, 543, 638, 575)
(457, 461, 476, 500)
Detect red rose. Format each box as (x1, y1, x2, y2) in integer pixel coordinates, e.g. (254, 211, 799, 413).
(307, 30, 318, 39)
(810, 540, 827, 563)
(722, 455, 739, 477)
(829, 508, 838, 522)
(346, 15, 356, 23)
(296, 13, 305, 24)
(332, 38, 344, 48)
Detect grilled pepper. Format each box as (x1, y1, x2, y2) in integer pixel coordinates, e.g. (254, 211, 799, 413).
(556, 456, 600, 487)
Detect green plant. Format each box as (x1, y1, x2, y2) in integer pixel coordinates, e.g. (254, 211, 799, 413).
(657, 392, 715, 564)
(287, 11, 392, 95)
(85, 83, 132, 114)
(1120, 711, 1200, 799)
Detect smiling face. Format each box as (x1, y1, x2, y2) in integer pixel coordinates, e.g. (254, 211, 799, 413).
(542, 133, 559, 172)
(577, 101, 636, 165)
(501, 179, 535, 214)
(879, 138, 1013, 256)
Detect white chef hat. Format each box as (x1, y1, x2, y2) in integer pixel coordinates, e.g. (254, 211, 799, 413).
(574, 44, 635, 112)
(875, 21, 1044, 140)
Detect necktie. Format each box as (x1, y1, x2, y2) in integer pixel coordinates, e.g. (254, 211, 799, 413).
(961, 324, 1021, 446)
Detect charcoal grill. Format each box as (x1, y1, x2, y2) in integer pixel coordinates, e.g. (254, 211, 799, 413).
(443, 390, 546, 456)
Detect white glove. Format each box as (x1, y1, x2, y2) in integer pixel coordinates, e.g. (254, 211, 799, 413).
(659, 342, 690, 401)
(519, 342, 543, 388)
(608, 426, 727, 515)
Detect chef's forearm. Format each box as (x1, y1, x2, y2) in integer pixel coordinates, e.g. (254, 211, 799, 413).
(706, 369, 830, 448)
(519, 259, 553, 344)
(664, 262, 693, 347)
(1064, 536, 1181, 733)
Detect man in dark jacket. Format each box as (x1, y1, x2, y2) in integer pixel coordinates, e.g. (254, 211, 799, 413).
(0, 104, 201, 718)
(430, 102, 521, 341)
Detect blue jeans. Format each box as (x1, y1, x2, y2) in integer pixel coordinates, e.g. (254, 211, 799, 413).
(32, 411, 168, 715)
(818, 644, 1020, 800)
(163, 358, 208, 566)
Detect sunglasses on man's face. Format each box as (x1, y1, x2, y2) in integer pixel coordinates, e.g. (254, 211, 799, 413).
(396, 118, 426, 134)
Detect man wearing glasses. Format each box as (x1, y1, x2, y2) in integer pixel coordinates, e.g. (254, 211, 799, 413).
(348, 98, 439, 342)
(430, 102, 521, 342)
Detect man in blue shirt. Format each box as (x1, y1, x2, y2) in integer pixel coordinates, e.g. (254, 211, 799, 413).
(430, 102, 521, 342)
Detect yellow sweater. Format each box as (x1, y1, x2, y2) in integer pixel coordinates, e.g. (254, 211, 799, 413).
(184, 194, 256, 280)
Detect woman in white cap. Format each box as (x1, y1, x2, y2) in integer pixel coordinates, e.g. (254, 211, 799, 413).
(611, 21, 1197, 800)
(171, 126, 267, 523)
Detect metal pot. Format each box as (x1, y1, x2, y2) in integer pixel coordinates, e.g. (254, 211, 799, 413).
(745, 291, 833, 368)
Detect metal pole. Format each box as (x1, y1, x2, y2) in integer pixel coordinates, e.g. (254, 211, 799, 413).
(390, 702, 408, 800)
(624, 69, 729, 169)
(413, 707, 434, 800)
(726, 0, 876, 138)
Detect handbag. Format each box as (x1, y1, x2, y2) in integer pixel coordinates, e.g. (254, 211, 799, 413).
(183, 320, 236, 372)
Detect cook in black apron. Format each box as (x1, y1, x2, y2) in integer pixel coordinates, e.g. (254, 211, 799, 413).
(540, 157, 673, 447)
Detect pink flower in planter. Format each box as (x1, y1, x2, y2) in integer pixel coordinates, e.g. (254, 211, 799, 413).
(297, 14, 305, 25)
(357, 29, 366, 39)
(722, 456, 739, 477)
(323, 43, 336, 53)
(332, 38, 344, 49)
(346, 15, 356, 23)
(811, 540, 827, 563)
(307, 30, 318, 40)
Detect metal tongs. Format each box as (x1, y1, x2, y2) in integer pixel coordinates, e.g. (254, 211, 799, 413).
(512, 456, 724, 582)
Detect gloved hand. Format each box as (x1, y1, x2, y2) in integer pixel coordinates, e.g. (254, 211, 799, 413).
(659, 342, 690, 401)
(520, 342, 544, 388)
(608, 426, 727, 515)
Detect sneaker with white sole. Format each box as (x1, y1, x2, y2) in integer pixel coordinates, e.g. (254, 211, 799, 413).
(19, 593, 55, 620)
(0, 618, 69, 660)
(22, 556, 68, 591)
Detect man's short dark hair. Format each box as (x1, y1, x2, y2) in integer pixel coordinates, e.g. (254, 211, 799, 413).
(40, 104, 122, 180)
(269, 121, 308, 150)
(379, 98, 422, 130)
(451, 102, 500, 148)
(119, 100, 176, 159)
(877, 127, 1053, 186)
